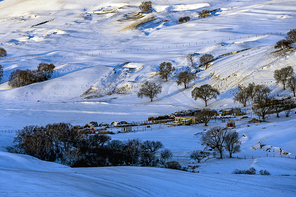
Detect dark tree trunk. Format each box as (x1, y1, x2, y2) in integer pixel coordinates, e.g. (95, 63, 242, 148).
(219, 149, 223, 159)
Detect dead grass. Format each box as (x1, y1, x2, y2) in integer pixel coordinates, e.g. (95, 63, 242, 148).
(121, 16, 155, 32)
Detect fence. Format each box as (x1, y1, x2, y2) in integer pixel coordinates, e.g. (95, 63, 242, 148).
(171, 153, 296, 163)
(110, 123, 169, 133)
(0, 130, 19, 133)
(0, 32, 283, 62)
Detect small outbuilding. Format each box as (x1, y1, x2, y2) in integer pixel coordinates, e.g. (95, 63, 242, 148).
(226, 121, 235, 128)
(121, 126, 132, 133)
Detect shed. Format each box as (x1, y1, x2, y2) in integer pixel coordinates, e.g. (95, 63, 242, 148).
(226, 121, 235, 128)
(121, 126, 132, 133)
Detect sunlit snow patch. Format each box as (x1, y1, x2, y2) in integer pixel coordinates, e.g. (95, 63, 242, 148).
(167, 3, 210, 11)
(93, 3, 128, 14)
(123, 62, 143, 73)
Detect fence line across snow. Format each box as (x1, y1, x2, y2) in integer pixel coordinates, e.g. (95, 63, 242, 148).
(0, 130, 19, 133)
(0, 32, 282, 62)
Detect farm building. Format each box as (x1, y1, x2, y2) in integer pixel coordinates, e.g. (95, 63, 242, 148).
(219, 108, 242, 116)
(121, 126, 132, 133)
(174, 116, 198, 125)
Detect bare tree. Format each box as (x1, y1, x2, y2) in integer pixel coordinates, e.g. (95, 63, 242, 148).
(234, 85, 249, 107)
(196, 109, 216, 126)
(252, 86, 272, 120)
(234, 83, 266, 107)
(191, 84, 220, 107)
(176, 71, 196, 89)
(190, 150, 210, 163)
(270, 99, 283, 118)
(286, 28, 296, 43)
(187, 54, 194, 68)
(137, 81, 162, 102)
(288, 76, 296, 97)
(142, 140, 163, 153)
(160, 149, 173, 164)
(201, 127, 228, 159)
(284, 99, 294, 117)
(245, 83, 257, 101)
(224, 131, 241, 158)
(141, 140, 164, 166)
(0, 64, 3, 82)
(200, 54, 214, 69)
(124, 139, 142, 165)
(274, 66, 294, 90)
(139, 1, 152, 13)
(159, 62, 174, 81)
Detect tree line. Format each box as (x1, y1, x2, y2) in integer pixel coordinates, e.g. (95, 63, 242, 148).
(234, 66, 296, 120)
(10, 122, 173, 167)
(8, 62, 55, 87)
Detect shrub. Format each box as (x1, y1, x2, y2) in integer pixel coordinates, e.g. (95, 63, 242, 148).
(275, 39, 293, 49)
(139, 1, 152, 13)
(164, 161, 182, 170)
(246, 167, 256, 174)
(190, 150, 210, 163)
(178, 16, 190, 23)
(259, 169, 270, 175)
(199, 10, 211, 18)
(232, 167, 256, 175)
(0, 64, 3, 81)
(0, 47, 7, 57)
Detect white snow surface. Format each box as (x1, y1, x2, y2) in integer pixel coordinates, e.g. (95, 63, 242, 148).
(1, 0, 296, 196)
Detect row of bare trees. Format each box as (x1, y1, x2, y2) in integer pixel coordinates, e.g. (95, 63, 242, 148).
(138, 59, 219, 103)
(11, 122, 173, 167)
(191, 127, 241, 162)
(8, 62, 55, 87)
(234, 82, 295, 120)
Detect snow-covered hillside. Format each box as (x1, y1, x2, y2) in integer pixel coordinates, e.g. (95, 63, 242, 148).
(0, 0, 296, 196)
(1, 0, 296, 128)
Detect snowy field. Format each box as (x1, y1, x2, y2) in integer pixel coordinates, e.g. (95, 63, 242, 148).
(1, 0, 296, 196)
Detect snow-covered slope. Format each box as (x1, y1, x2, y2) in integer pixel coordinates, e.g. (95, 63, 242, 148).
(1, 0, 296, 128)
(1, 0, 296, 196)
